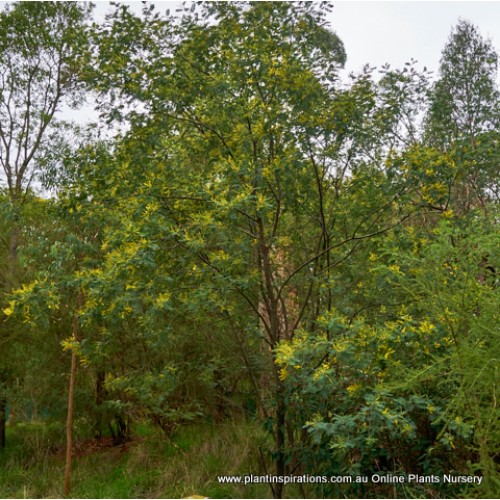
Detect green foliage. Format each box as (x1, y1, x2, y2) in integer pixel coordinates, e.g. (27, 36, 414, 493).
(276, 211, 499, 497)
(426, 20, 499, 148)
(1, 4, 499, 499)
(425, 19, 500, 211)
(0, 1, 92, 197)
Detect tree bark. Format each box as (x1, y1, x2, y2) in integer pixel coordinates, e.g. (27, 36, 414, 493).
(94, 370, 105, 438)
(64, 302, 80, 497)
(274, 376, 286, 499)
(64, 348, 77, 497)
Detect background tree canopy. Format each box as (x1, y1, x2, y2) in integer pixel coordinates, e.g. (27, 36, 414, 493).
(0, 2, 498, 499)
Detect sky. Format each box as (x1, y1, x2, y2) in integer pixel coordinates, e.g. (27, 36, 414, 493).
(331, 1, 500, 80)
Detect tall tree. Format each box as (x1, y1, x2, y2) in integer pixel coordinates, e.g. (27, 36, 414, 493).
(87, 2, 345, 497)
(425, 20, 500, 210)
(0, 1, 91, 449)
(85, 3, 420, 496)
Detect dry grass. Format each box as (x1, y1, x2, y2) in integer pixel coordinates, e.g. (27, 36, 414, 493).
(0, 420, 282, 499)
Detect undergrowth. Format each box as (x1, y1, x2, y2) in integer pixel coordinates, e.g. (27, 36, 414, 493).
(0, 419, 307, 499)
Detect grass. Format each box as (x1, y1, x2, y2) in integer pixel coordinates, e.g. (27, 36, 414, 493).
(0, 419, 290, 499)
(1, 419, 477, 498)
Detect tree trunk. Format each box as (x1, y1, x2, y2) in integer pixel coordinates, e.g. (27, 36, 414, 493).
(256, 234, 298, 498)
(94, 370, 105, 438)
(112, 414, 129, 446)
(64, 347, 77, 497)
(257, 297, 273, 418)
(64, 303, 80, 497)
(274, 377, 286, 499)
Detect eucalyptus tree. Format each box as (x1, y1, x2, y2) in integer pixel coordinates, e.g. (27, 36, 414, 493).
(425, 20, 500, 210)
(0, 1, 92, 449)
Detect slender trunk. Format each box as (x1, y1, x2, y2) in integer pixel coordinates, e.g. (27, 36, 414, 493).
(257, 298, 272, 418)
(113, 414, 129, 446)
(274, 376, 286, 499)
(94, 370, 105, 438)
(64, 305, 80, 497)
(6, 215, 21, 292)
(64, 350, 77, 496)
(213, 368, 227, 423)
(234, 323, 268, 420)
(257, 235, 297, 498)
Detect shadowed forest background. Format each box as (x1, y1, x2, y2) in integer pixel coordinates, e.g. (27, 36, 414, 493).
(0, 2, 499, 498)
